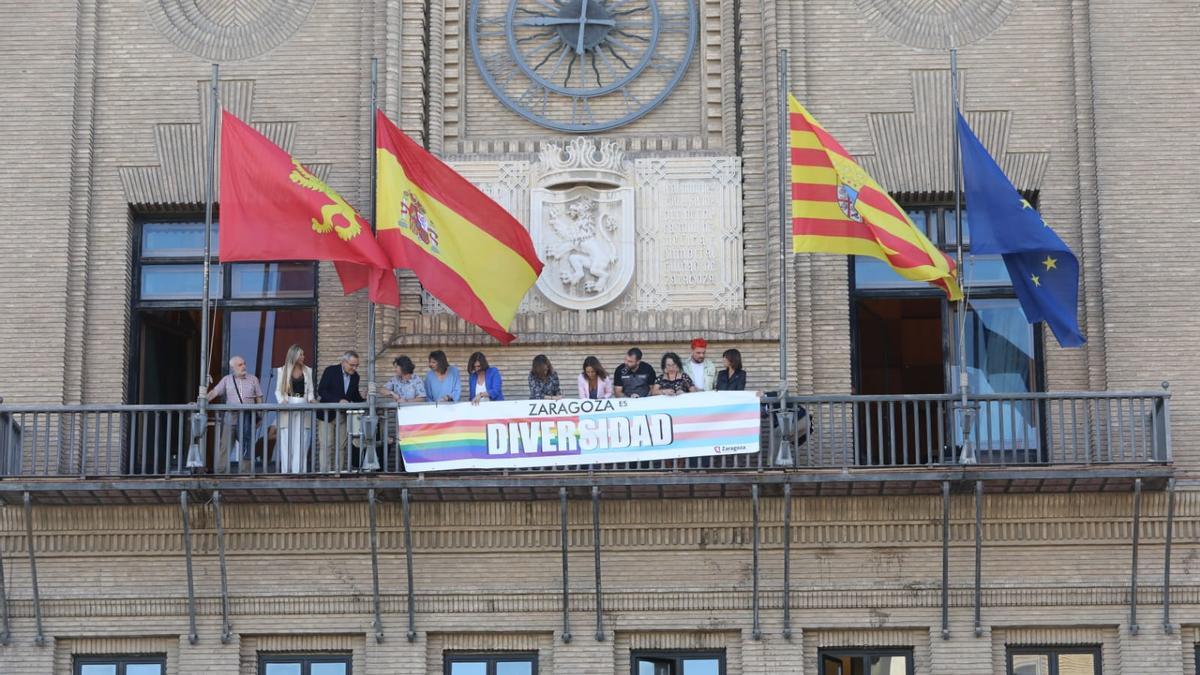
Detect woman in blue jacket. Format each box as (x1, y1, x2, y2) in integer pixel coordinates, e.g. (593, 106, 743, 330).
(467, 351, 504, 404)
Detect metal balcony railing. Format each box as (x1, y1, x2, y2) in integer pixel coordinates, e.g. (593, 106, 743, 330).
(0, 391, 1170, 479)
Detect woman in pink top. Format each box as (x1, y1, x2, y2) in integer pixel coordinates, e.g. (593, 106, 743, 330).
(577, 356, 614, 400)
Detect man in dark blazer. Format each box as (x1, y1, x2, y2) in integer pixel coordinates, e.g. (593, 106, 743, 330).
(316, 350, 364, 472)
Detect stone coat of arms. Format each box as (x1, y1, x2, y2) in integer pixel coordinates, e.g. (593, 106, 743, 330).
(530, 138, 635, 310)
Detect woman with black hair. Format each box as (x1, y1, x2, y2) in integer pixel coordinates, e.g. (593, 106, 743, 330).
(714, 348, 747, 391)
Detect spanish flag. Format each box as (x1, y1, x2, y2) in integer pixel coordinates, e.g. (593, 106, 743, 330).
(375, 110, 543, 344)
(789, 94, 962, 300)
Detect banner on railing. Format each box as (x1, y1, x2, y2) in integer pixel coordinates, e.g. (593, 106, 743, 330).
(397, 391, 761, 472)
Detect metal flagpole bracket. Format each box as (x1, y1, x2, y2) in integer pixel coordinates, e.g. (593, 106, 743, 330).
(940, 481, 950, 640)
(559, 487, 572, 643)
(181, 491, 199, 645)
(1129, 478, 1142, 636)
(782, 481, 792, 639)
(402, 488, 417, 642)
(23, 493, 44, 646)
(213, 490, 233, 643)
(1163, 477, 1176, 633)
(368, 489, 384, 643)
(591, 485, 604, 642)
(751, 484, 762, 641)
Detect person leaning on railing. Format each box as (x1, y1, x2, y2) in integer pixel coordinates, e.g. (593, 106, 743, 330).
(274, 344, 316, 474)
(385, 356, 426, 403)
(528, 354, 563, 400)
(207, 355, 263, 473)
(577, 356, 614, 400)
(613, 347, 655, 398)
(652, 352, 698, 396)
(424, 350, 461, 403)
(316, 350, 365, 473)
(467, 351, 504, 405)
(714, 348, 747, 392)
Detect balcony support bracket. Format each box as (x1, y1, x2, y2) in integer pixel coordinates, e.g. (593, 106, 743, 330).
(180, 490, 198, 645)
(1163, 477, 1176, 633)
(368, 489, 384, 643)
(559, 487, 572, 643)
(213, 490, 233, 644)
(751, 483, 762, 640)
(0, 519, 8, 645)
(940, 481, 950, 641)
(1129, 478, 1142, 636)
(23, 492, 44, 646)
(592, 485, 604, 642)
(782, 481, 792, 640)
(973, 480, 983, 638)
(402, 488, 416, 641)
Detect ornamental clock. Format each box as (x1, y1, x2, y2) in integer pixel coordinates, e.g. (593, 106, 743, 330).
(469, 0, 699, 133)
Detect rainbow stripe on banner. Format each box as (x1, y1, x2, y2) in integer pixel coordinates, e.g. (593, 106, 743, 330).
(397, 391, 762, 472)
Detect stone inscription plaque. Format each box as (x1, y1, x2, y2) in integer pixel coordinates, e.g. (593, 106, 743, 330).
(629, 157, 743, 310)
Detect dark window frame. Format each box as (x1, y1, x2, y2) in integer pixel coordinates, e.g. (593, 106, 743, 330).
(630, 649, 726, 675)
(129, 212, 319, 404)
(73, 654, 166, 675)
(818, 647, 915, 675)
(443, 650, 539, 675)
(1006, 645, 1102, 675)
(258, 652, 353, 675)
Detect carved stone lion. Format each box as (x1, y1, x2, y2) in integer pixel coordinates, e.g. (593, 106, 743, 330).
(543, 198, 618, 295)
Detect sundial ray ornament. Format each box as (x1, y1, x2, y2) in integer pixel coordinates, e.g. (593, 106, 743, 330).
(470, 0, 699, 132)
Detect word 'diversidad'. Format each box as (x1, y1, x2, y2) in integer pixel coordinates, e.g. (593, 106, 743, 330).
(487, 414, 673, 455)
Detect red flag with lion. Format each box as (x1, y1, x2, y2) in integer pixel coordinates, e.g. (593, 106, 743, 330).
(219, 111, 399, 306)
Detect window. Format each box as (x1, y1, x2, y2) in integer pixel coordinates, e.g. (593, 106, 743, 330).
(631, 651, 724, 675)
(131, 217, 317, 472)
(1007, 646, 1100, 675)
(258, 654, 351, 675)
(819, 648, 914, 675)
(74, 656, 165, 675)
(444, 652, 538, 675)
(851, 204, 1043, 465)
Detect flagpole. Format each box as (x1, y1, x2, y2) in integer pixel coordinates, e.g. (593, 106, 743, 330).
(950, 47, 976, 465)
(777, 48, 789, 397)
(189, 63, 220, 470)
(363, 57, 382, 473)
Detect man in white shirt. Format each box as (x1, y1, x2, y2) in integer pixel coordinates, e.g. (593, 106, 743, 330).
(686, 338, 717, 391)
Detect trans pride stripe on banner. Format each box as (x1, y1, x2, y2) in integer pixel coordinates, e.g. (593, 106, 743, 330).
(397, 391, 762, 472)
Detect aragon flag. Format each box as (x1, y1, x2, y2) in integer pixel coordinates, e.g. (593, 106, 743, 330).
(219, 111, 400, 306)
(789, 94, 962, 300)
(374, 110, 542, 344)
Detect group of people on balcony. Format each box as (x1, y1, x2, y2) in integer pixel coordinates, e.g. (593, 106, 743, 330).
(376, 339, 746, 404)
(204, 338, 748, 474)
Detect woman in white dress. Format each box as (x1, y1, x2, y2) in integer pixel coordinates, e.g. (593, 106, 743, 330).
(273, 344, 316, 473)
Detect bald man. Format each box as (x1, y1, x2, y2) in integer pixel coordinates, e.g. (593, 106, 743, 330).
(208, 356, 264, 473)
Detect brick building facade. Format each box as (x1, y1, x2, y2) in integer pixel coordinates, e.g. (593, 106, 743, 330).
(0, 0, 1197, 673)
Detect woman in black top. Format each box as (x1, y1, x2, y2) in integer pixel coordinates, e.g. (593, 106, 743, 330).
(715, 348, 746, 391)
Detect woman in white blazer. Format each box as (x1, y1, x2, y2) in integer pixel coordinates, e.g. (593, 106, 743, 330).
(274, 344, 316, 473)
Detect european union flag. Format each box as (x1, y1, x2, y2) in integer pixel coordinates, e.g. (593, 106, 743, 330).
(956, 112, 1086, 348)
